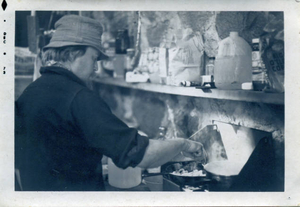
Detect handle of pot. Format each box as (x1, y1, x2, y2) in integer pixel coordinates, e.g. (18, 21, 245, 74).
(142, 172, 168, 178)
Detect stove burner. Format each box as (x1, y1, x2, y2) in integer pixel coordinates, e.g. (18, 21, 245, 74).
(182, 184, 210, 192)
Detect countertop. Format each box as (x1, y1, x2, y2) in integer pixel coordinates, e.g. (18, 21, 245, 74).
(104, 181, 151, 191)
(104, 175, 165, 191)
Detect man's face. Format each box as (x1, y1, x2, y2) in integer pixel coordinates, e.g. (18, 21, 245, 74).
(70, 47, 99, 82)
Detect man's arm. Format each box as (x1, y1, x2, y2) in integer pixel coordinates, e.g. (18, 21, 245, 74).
(137, 138, 204, 169)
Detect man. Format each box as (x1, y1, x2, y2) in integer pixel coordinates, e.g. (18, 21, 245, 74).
(15, 15, 205, 191)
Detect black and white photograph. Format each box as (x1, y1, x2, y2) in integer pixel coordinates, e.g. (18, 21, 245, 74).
(1, 0, 300, 206)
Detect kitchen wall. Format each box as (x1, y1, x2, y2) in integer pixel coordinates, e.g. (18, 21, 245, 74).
(95, 83, 284, 183)
(88, 10, 284, 138)
(90, 11, 284, 180)
(85, 11, 282, 56)
(96, 84, 284, 143)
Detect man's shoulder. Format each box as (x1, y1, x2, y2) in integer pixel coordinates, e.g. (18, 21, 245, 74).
(37, 72, 87, 93)
(18, 73, 89, 106)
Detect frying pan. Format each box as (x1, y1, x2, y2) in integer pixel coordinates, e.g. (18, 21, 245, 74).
(203, 160, 243, 191)
(143, 141, 210, 186)
(143, 160, 243, 190)
(143, 161, 212, 186)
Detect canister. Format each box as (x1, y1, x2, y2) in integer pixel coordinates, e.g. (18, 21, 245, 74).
(107, 158, 142, 189)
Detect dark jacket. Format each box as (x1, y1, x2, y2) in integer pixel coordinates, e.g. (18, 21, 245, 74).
(15, 66, 149, 191)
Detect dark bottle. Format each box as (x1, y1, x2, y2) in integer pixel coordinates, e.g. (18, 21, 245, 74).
(115, 29, 130, 54)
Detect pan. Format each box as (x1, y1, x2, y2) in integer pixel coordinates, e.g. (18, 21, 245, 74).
(203, 160, 244, 191)
(143, 160, 244, 191)
(143, 139, 210, 186)
(143, 161, 212, 186)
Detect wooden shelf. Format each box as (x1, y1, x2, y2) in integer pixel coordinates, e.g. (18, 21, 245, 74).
(93, 77, 284, 105)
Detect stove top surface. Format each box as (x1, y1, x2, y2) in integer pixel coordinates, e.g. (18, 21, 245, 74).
(162, 175, 228, 192)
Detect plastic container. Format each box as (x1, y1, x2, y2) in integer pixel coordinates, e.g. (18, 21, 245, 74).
(214, 32, 252, 90)
(108, 158, 142, 189)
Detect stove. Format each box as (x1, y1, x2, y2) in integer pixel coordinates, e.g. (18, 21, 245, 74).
(163, 177, 211, 192)
(161, 121, 284, 192)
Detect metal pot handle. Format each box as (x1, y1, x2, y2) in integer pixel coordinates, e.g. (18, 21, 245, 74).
(142, 172, 168, 178)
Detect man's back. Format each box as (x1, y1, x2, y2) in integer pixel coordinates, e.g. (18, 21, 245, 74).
(15, 66, 104, 191)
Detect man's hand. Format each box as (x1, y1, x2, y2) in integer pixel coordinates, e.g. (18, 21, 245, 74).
(181, 139, 207, 164)
(137, 137, 207, 169)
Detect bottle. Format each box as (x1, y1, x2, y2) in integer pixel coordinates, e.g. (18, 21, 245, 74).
(114, 30, 130, 79)
(251, 38, 268, 91)
(125, 48, 135, 71)
(159, 48, 168, 85)
(206, 57, 215, 76)
(115, 29, 130, 54)
(214, 31, 252, 90)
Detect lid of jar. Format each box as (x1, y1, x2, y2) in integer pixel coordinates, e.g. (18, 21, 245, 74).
(230, 31, 239, 37)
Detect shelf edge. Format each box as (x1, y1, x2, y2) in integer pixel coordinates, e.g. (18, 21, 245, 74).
(93, 77, 284, 105)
